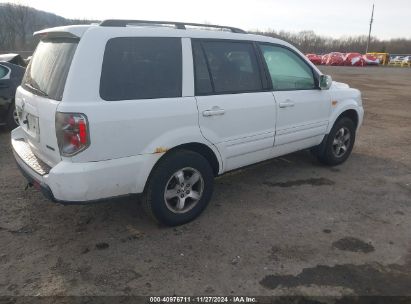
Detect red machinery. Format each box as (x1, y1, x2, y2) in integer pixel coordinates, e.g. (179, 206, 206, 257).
(344, 53, 365, 66)
(363, 54, 380, 65)
(306, 53, 322, 65)
(305, 52, 380, 67)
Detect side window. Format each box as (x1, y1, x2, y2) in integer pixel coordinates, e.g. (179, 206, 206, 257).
(0, 65, 9, 79)
(100, 37, 182, 101)
(199, 41, 263, 94)
(259, 44, 315, 91)
(192, 41, 213, 95)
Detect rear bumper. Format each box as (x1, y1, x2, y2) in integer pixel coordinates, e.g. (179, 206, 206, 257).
(11, 127, 162, 203)
(14, 157, 55, 202)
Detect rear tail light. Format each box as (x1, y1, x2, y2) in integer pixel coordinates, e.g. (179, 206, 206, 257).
(56, 112, 90, 156)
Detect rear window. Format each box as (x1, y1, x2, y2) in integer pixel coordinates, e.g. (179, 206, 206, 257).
(23, 38, 78, 101)
(100, 37, 182, 101)
(200, 41, 263, 94)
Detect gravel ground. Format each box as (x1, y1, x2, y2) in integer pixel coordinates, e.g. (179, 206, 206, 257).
(0, 66, 410, 297)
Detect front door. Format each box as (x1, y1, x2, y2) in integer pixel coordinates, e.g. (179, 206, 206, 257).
(192, 40, 276, 171)
(258, 44, 331, 148)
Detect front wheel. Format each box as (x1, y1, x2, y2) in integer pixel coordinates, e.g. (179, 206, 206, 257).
(142, 150, 214, 226)
(315, 117, 356, 166)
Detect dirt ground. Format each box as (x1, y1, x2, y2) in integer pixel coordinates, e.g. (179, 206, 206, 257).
(0, 66, 410, 297)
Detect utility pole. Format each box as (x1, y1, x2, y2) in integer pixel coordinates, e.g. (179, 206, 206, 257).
(366, 4, 375, 54)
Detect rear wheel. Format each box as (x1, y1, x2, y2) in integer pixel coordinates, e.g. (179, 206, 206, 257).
(6, 100, 19, 130)
(142, 150, 214, 226)
(315, 117, 356, 166)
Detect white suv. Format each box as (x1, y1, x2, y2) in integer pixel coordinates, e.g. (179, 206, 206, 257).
(12, 20, 364, 225)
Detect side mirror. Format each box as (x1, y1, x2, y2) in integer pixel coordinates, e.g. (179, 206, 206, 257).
(319, 75, 332, 90)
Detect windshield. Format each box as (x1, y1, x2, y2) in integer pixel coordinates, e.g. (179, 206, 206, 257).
(23, 37, 79, 101)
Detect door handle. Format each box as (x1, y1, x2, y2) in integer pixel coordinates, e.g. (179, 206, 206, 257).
(202, 107, 225, 117)
(279, 101, 295, 108)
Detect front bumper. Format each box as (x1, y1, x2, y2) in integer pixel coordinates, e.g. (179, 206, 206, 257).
(357, 105, 364, 131)
(11, 127, 162, 203)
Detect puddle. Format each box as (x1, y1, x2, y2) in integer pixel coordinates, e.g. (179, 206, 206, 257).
(332, 237, 375, 253)
(96, 242, 110, 250)
(260, 261, 411, 295)
(264, 178, 335, 187)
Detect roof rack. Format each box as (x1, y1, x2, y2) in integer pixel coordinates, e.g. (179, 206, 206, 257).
(99, 19, 247, 34)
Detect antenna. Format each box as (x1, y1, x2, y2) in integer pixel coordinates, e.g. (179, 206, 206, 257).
(365, 4, 375, 54)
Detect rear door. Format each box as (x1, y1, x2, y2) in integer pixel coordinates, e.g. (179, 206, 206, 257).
(15, 37, 79, 166)
(193, 40, 276, 171)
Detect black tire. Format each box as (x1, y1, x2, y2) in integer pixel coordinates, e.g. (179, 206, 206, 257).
(142, 150, 214, 226)
(6, 100, 18, 130)
(315, 117, 356, 166)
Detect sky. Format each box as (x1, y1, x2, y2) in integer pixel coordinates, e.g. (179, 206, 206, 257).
(2, 0, 410, 39)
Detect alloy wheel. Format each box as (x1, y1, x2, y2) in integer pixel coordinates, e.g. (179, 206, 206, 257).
(332, 127, 351, 157)
(164, 167, 204, 214)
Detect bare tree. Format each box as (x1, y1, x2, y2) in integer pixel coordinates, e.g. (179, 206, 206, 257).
(0, 2, 37, 51)
(0, 2, 410, 55)
(253, 29, 411, 54)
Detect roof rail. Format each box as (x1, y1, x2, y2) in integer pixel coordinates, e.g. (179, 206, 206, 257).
(99, 19, 247, 34)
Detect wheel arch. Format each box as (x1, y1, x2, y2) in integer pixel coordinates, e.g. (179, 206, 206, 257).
(141, 141, 222, 195)
(165, 142, 221, 176)
(335, 109, 359, 128)
(327, 103, 362, 134)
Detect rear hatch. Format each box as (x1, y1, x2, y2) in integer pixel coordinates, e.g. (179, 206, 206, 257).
(15, 36, 79, 167)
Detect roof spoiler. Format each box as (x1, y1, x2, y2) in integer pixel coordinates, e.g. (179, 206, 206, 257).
(34, 25, 90, 39)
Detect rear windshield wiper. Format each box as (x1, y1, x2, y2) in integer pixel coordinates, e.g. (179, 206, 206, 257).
(25, 83, 49, 97)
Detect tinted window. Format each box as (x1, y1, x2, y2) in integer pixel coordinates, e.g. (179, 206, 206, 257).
(23, 38, 78, 100)
(192, 41, 213, 95)
(201, 41, 262, 94)
(259, 44, 315, 90)
(100, 37, 182, 101)
(0, 65, 8, 79)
